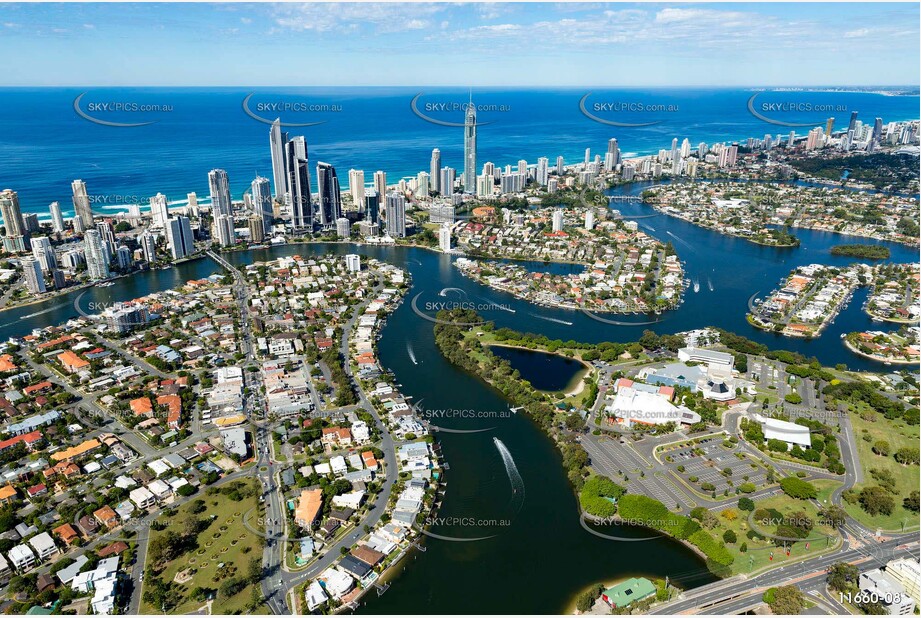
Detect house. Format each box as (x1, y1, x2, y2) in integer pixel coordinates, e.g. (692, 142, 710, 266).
(51, 438, 101, 462)
(321, 427, 352, 449)
(52, 523, 80, 546)
(28, 532, 58, 561)
(294, 488, 323, 529)
(0, 484, 17, 505)
(97, 541, 129, 558)
(129, 487, 156, 509)
(0, 552, 9, 578)
(129, 398, 153, 417)
(318, 567, 354, 600)
(8, 544, 36, 572)
(602, 577, 656, 608)
(57, 350, 89, 374)
(93, 506, 119, 529)
(337, 554, 372, 580)
(305, 580, 328, 611)
(147, 479, 172, 501)
(351, 544, 385, 567)
(56, 554, 89, 585)
(330, 455, 347, 476)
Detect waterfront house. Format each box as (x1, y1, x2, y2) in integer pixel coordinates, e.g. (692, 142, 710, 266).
(602, 577, 656, 608)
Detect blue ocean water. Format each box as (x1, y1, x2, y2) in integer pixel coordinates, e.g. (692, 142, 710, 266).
(0, 87, 917, 218)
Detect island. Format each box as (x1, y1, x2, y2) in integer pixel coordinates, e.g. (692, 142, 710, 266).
(830, 244, 891, 259)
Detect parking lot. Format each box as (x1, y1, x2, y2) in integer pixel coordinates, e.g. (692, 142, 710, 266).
(659, 435, 770, 498)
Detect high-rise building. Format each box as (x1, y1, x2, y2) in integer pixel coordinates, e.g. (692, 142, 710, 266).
(348, 169, 365, 210)
(438, 224, 452, 252)
(166, 216, 195, 259)
(536, 157, 549, 186)
(476, 174, 493, 198)
(187, 192, 199, 218)
(872, 117, 884, 142)
(30, 237, 55, 272)
(208, 169, 232, 222)
(364, 191, 380, 224)
(385, 192, 406, 238)
(430, 149, 442, 195)
(345, 254, 361, 273)
(439, 167, 455, 196)
(250, 176, 273, 233)
(248, 215, 265, 244)
(139, 232, 157, 264)
(825, 117, 835, 136)
(285, 136, 312, 230)
(552, 210, 564, 233)
(556, 155, 565, 175)
(336, 217, 351, 239)
(373, 170, 387, 198)
(22, 213, 39, 233)
(0, 189, 28, 253)
(585, 211, 595, 230)
(49, 202, 65, 233)
(96, 221, 116, 254)
(214, 214, 235, 247)
(316, 162, 342, 226)
(84, 229, 110, 281)
(415, 172, 430, 198)
(150, 193, 170, 229)
(463, 102, 477, 191)
(269, 118, 289, 200)
(848, 111, 859, 133)
(21, 256, 46, 294)
(115, 246, 132, 270)
(71, 180, 94, 228)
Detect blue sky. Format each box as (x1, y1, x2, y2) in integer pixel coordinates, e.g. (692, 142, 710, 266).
(1, 2, 918, 86)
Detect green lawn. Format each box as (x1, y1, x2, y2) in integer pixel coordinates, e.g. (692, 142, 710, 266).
(846, 402, 919, 531)
(141, 479, 268, 615)
(711, 492, 841, 576)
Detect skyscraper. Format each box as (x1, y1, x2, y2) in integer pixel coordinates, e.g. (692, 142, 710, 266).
(825, 117, 835, 136)
(438, 224, 452, 252)
(21, 256, 45, 294)
(150, 193, 170, 229)
(316, 162, 342, 226)
(0, 189, 28, 252)
(364, 191, 380, 224)
(269, 118, 289, 200)
(385, 192, 406, 238)
(250, 176, 273, 233)
(463, 102, 477, 192)
(439, 167, 455, 196)
(285, 136, 312, 230)
(49, 202, 65, 233)
(848, 111, 859, 133)
(416, 172, 430, 198)
(373, 171, 387, 198)
(348, 169, 365, 210)
(214, 214, 235, 247)
(208, 169, 232, 219)
(96, 221, 116, 256)
(166, 215, 195, 259)
(84, 229, 110, 281)
(248, 215, 265, 244)
(71, 180, 94, 229)
(430, 148, 442, 195)
(556, 156, 565, 175)
(139, 232, 157, 264)
(536, 158, 549, 186)
(30, 237, 55, 272)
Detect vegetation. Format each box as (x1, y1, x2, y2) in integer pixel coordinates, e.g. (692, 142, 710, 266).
(830, 244, 891, 259)
(579, 476, 626, 518)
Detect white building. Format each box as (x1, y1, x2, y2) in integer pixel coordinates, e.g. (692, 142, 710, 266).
(7, 544, 35, 572)
(28, 531, 58, 561)
(886, 558, 921, 605)
(860, 568, 916, 615)
(606, 385, 700, 428)
(756, 414, 812, 449)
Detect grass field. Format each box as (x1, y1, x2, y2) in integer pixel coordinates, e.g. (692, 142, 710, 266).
(844, 402, 919, 531)
(140, 479, 268, 615)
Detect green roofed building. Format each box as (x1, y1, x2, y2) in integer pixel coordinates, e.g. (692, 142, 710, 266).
(601, 577, 656, 608)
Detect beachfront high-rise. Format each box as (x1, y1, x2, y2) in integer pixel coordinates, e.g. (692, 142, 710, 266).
(20, 256, 45, 294)
(150, 193, 170, 229)
(83, 229, 110, 281)
(71, 179, 94, 230)
(30, 237, 55, 272)
(364, 191, 380, 224)
(463, 101, 477, 192)
(269, 118, 288, 200)
(373, 171, 387, 198)
(208, 169, 233, 219)
(556, 156, 565, 175)
(0, 189, 28, 253)
(430, 148, 441, 195)
(49, 202, 65, 233)
(285, 136, 312, 230)
(439, 167, 455, 197)
(316, 162, 342, 226)
(348, 169, 365, 211)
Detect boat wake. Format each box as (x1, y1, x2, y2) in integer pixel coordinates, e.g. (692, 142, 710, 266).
(530, 313, 572, 326)
(407, 343, 418, 365)
(692, 278, 700, 293)
(665, 231, 695, 252)
(479, 296, 515, 313)
(19, 302, 69, 319)
(439, 287, 465, 298)
(494, 437, 525, 512)
(707, 277, 714, 292)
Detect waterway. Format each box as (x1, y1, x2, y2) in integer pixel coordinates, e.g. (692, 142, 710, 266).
(489, 345, 589, 394)
(0, 183, 916, 613)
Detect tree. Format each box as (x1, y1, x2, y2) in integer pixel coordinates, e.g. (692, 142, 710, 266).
(872, 441, 890, 456)
(904, 491, 920, 513)
(819, 505, 847, 529)
(779, 476, 817, 500)
(858, 486, 895, 516)
(737, 497, 755, 512)
(766, 585, 806, 615)
(894, 447, 920, 465)
(722, 529, 737, 544)
(827, 562, 859, 593)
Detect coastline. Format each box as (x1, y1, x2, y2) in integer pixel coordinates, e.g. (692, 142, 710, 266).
(843, 337, 916, 365)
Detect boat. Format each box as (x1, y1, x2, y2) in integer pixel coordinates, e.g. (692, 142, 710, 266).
(96, 281, 115, 288)
(693, 278, 700, 293)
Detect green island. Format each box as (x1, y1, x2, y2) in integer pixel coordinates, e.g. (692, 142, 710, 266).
(830, 244, 891, 259)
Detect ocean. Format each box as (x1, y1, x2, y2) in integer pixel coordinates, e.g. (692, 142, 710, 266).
(0, 87, 918, 219)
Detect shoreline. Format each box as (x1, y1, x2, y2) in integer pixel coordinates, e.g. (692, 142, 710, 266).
(843, 337, 917, 365)
(486, 342, 592, 395)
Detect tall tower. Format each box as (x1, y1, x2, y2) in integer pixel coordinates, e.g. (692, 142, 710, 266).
(316, 162, 342, 226)
(463, 97, 477, 192)
(348, 169, 365, 210)
(430, 148, 441, 195)
(71, 180, 94, 229)
(285, 136, 312, 230)
(84, 229, 110, 281)
(251, 176, 273, 233)
(0, 189, 28, 252)
(150, 193, 170, 229)
(208, 169, 232, 219)
(385, 191, 406, 238)
(49, 202, 65, 233)
(269, 118, 289, 200)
